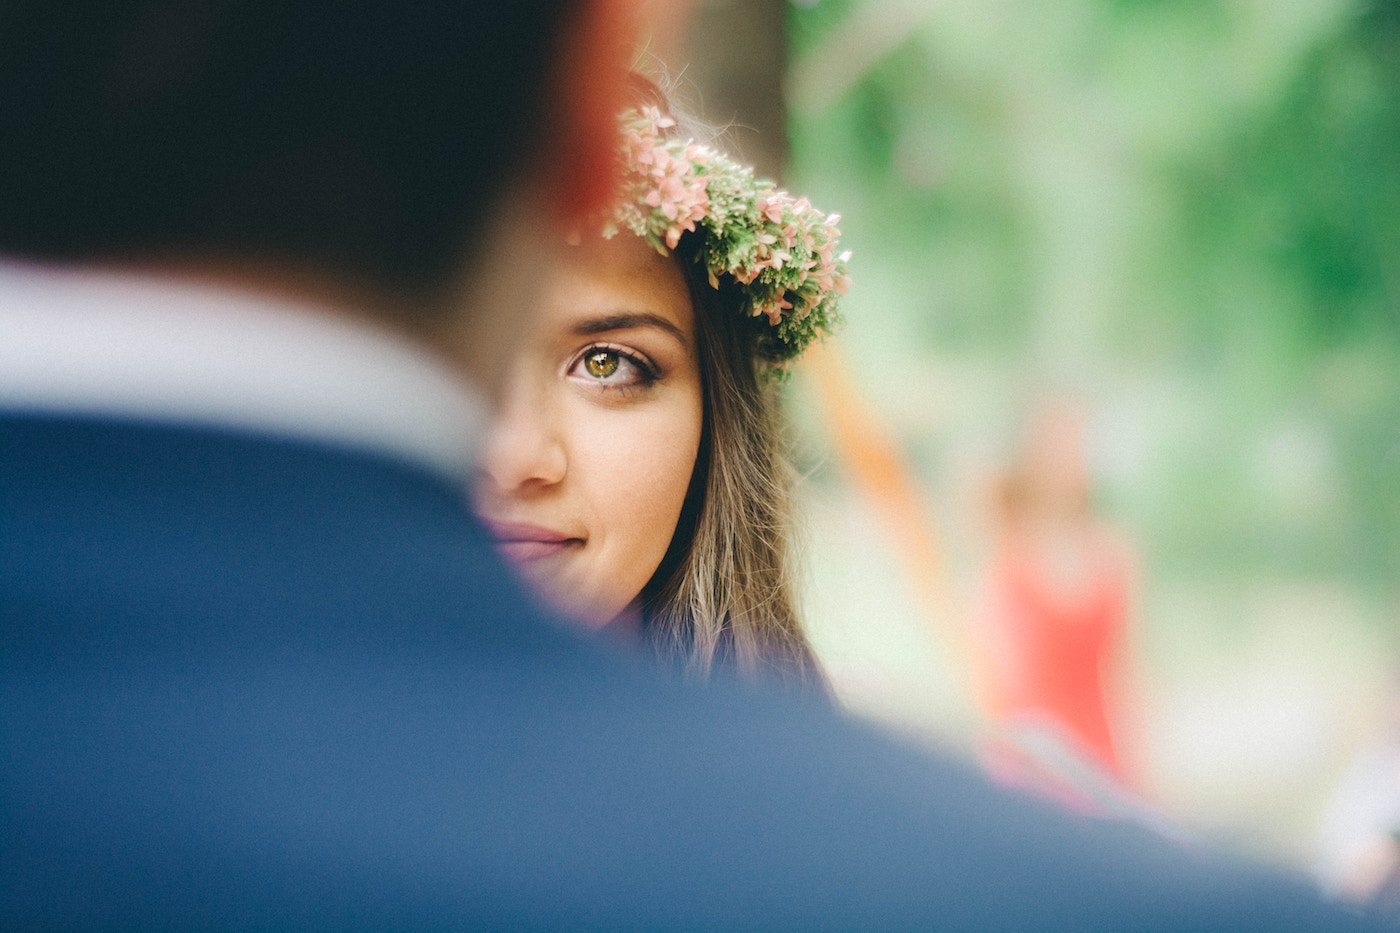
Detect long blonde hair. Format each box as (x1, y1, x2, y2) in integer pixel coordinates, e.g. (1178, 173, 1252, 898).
(639, 246, 825, 693)
(603, 72, 823, 691)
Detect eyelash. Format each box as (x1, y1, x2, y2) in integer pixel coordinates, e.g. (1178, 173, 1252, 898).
(566, 343, 660, 394)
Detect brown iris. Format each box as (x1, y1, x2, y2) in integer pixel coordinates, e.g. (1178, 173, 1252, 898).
(584, 350, 620, 379)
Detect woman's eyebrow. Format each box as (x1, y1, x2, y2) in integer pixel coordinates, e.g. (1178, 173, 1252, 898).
(573, 312, 689, 348)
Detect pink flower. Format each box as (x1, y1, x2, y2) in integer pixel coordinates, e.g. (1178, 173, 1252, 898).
(763, 296, 794, 325)
(733, 266, 759, 286)
(611, 104, 848, 362)
(664, 217, 699, 250)
(639, 106, 674, 131)
(756, 195, 785, 225)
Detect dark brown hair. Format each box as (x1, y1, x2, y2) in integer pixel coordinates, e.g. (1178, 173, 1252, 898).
(0, 0, 574, 306)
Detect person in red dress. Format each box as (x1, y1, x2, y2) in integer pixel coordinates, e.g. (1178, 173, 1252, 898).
(980, 399, 1136, 791)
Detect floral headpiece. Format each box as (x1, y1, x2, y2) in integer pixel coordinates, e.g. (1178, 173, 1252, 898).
(604, 105, 850, 365)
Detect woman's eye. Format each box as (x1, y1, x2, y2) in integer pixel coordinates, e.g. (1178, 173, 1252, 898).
(569, 345, 656, 390)
(584, 350, 620, 379)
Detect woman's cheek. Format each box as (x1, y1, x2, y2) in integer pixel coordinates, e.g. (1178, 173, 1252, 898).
(604, 404, 697, 522)
(592, 397, 700, 561)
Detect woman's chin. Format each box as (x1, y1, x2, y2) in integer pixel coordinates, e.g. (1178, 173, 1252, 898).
(523, 576, 620, 631)
(536, 582, 639, 634)
(489, 540, 645, 632)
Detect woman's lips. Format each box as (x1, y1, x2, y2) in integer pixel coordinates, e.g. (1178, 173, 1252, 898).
(481, 519, 582, 563)
(499, 539, 574, 562)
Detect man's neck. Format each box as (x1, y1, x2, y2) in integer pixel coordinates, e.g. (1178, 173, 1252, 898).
(0, 259, 486, 485)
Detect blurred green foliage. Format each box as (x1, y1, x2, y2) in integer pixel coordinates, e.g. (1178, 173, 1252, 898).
(788, 0, 1400, 600)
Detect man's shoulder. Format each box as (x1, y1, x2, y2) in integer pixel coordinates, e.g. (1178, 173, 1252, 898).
(0, 413, 1375, 931)
(0, 412, 549, 656)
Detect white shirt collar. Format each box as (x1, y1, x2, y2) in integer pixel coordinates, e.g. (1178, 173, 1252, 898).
(0, 259, 485, 484)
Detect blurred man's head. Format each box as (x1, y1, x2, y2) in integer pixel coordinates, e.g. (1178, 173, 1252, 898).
(0, 0, 638, 387)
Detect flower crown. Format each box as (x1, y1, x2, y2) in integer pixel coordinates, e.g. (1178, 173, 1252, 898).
(603, 105, 850, 365)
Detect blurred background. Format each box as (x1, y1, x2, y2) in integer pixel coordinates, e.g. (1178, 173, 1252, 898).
(644, 0, 1400, 873)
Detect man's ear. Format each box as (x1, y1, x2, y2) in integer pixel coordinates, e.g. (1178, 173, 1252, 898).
(544, 0, 648, 226)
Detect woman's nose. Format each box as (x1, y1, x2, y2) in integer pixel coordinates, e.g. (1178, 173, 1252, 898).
(477, 382, 567, 493)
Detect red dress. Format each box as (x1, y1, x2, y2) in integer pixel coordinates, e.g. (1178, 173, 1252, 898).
(983, 537, 1129, 780)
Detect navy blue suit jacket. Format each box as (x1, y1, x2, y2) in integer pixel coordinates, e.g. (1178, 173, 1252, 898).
(1, 413, 1373, 930)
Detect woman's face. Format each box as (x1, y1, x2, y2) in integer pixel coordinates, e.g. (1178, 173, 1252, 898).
(473, 234, 704, 627)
